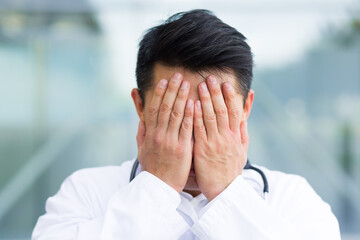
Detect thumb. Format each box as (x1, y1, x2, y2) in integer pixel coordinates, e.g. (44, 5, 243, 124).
(136, 121, 146, 149)
(240, 121, 249, 152)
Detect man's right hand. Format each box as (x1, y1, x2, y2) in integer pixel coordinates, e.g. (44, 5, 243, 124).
(136, 73, 194, 193)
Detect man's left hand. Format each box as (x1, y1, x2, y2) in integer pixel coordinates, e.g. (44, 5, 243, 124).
(193, 76, 249, 201)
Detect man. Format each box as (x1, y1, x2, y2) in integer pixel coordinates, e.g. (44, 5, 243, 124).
(32, 10, 341, 239)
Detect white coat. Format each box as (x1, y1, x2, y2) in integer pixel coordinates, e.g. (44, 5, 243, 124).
(32, 159, 341, 240)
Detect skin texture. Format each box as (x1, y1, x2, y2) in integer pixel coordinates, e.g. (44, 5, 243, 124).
(131, 63, 254, 201)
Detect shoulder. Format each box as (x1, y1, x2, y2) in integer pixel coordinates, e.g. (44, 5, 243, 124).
(68, 159, 135, 184)
(57, 159, 136, 204)
(253, 165, 340, 237)
(254, 165, 332, 213)
(255, 165, 316, 198)
(259, 166, 309, 188)
(244, 164, 310, 197)
(37, 160, 137, 231)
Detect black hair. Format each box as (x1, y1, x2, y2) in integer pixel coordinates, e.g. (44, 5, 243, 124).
(136, 9, 253, 104)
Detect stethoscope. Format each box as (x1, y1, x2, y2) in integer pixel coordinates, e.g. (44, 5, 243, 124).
(130, 158, 269, 199)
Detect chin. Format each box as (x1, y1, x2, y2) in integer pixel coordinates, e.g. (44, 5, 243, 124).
(183, 175, 200, 191)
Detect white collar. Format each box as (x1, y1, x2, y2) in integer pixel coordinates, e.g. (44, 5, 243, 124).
(133, 159, 264, 198)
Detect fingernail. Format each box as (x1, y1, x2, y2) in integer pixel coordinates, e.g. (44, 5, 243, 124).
(195, 100, 201, 109)
(208, 75, 217, 85)
(181, 81, 188, 90)
(173, 73, 182, 82)
(158, 79, 168, 88)
(200, 82, 208, 92)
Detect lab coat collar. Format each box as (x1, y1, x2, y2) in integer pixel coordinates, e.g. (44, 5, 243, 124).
(132, 158, 264, 198)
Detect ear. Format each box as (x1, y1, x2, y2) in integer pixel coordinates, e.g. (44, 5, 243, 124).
(131, 88, 145, 122)
(242, 89, 254, 121)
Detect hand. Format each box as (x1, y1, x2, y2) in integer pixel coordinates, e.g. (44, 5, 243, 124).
(136, 73, 194, 193)
(193, 76, 249, 201)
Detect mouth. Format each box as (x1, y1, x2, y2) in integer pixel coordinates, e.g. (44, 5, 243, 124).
(189, 158, 195, 175)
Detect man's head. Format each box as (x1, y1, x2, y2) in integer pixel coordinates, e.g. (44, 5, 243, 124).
(131, 9, 254, 194)
(135, 9, 253, 104)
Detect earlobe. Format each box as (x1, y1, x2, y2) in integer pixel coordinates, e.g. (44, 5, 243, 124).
(131, 88, 145, 122)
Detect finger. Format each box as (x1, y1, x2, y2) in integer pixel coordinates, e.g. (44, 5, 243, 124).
(193, 100, 207, 141)
(136, 121, 146, 148)
(240, 121, 249, 152)
(198, 82, 218, 138)
(146, 79, 168, 129)
(179, 99, 194, 143)
(157, 73, 183, 131)
(206, 75, 229, 132)
(223, 82, 242, 132)
(168, 80, 190, 138)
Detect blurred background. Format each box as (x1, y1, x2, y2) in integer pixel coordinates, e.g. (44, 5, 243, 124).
(0, 0, 359, 239)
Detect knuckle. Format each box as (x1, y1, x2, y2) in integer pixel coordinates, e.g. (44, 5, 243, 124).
(195, 123, 205, 132)
(171, 110, 183, 120)
(184, 109, 193, 118)
(148, 105, 159, 116)
(167, 83, 178, 92)
(215, 107, 227, 117)
(182, 119, 192, 131)
(154, 88, 164, 97)
(205, 113, 216, 121)
(226, 88, 236, 99)
(167, 141, 180, 153)
(153, 132, 164, 146)
(215, 140, 225, 151)
(212, 87, 222, 97)
(201, 95, 211, 102)
(144, 134, 152, 144)
(228, 91, 236, 99)
(177, 91, 187, 100)
(160, 102, 171, 113)
(194, 110, 202, 119)
(228, 106, 242, 118)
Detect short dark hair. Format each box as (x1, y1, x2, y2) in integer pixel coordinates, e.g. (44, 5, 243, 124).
(136, 9, 253, 104)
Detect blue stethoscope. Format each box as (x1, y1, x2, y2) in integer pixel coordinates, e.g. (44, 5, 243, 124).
(129, 158, 269, 198)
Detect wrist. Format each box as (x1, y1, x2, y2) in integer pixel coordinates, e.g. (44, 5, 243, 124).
(204, 185, 228, 201)
(144, 170, 185, 193)
(203, 174, 240, 201)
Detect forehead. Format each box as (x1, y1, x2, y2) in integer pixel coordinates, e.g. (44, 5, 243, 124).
(146, 63, 241, 102)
